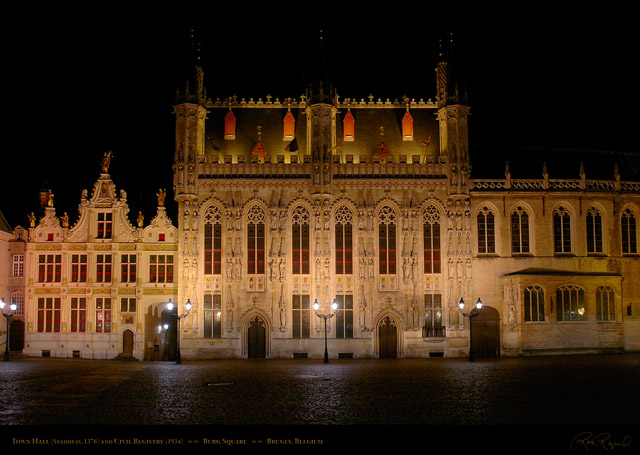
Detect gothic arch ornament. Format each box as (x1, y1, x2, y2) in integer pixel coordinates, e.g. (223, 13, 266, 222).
(419, 198, 446, 218)
(241, 310, 271, 358)
(334, 203, 354, 225)
(373, 311, 404, 358)
(375, 198, 401, 219)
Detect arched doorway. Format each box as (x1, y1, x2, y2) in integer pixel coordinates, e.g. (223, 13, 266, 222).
(9, 319, 24, 352)
(122, 329, 134, 358)
(470, 305, 501, 358)
(247, 316, 266, 358)
(378, 316, 398, 358)
(161, 308, 178, 361)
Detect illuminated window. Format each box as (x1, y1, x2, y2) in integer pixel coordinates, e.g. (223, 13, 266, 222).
(553, 206, 572, 253)
(204, 205, 223, 275)
(70, 297, 87, 332)
(292, 295, 311, 339)
(511, 206, 530, 254)
(335, 205, 353, 275)
(37, 297, 61, 333)
(423, 294, 443, 337)
(621, 208, 637, 254)
(97, 212, 113, 239)
(120, 254, 136, 283)
(10, 291, 24, 315)
(596, 286, 615, 321)
(247, 205, 265, 275)
(96, 254, 112, 283)
(477, 207, 495, 254)
(335, 295, 354, 339)
(71, 254, 87, 283)
(38, 254, 61, 283)
(149, 255, 173, 283)
(402, 110, 414, 141)
(423, 205, 441, 273)
(95, 297, 112, 333)
(343, 110, 355, 141)
(378, 205, 397, 274)
(556, 285, 585, 322)
(204, 294, 222, 338)
(586, 207, 603, 253)
(283, 109, 295, 140)
(12, 254, 23, 277)
(292, 206, 310, 274)
(224, 109, 236, 140)
(524, 285, 545, 322)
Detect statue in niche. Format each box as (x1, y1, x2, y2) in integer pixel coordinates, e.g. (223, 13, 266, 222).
(403, 258, 410, 281)
(367, 257, 374, 279)
(411, 257, 418, 280)
(226, 257, 234, 279)
(234, 258, 241, 280)
(270, 257, 278, 280)
(279, 258, 287, 281)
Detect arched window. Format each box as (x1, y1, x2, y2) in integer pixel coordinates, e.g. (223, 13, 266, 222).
(596, 286, 615, 321)
(10, 290, 24, 315)
(378, 205, 397, 274)
(335, 205, 353, 274)
(556, 285, 585, 322)
(423, 204, 441, 273)
(586, 207, 603, 253)
(477, 207, 495, 254)
(524, 285, 545, 322)
(291, 206, 310, 274)
(621, 208, 637, 254)
(204, 205, 223, 275)
(511, 206, 530, 254)
(553, 206, 572, 253)
(247, 205, 266, 275)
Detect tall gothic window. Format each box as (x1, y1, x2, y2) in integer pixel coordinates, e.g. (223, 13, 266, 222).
(203, 294, 222, 338)
(553, 206, 572, 253)
(621, 208, 637, 254)
(556, 285, 585, 322)
(423, 205, 441, 273)
(423, 293, 444, 337)
(586, 207, 603, 253)
(291, 206, 310, 274)
(335, 294, 354, 338)
(335, 205, 353, 274)
(511, 206, 530, 254)
(247, 205, 266, 274)
(596, 286, 615, 321)
(378, 205, 397, 274)
(524, 285, 545, 322)
(477, 207, 495, 254)
(204, 206, 223, 274)
(292, 295, 311, 338)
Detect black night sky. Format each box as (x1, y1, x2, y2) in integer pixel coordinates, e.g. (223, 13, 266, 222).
(2, 6, 635, 230)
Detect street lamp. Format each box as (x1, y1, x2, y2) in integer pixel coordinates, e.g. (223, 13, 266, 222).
(0, 298, 18, 361)
(458, 297, 483, 361)
(313, 298, 338, 363)
(166, 299, 192, 364)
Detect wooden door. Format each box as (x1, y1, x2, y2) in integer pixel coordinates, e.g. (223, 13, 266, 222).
(122, 329, 134, 357)
(471, 306, 500, 358)
(378, 316, 397, 358)
(9, 319, 24, 351)
(247, 317, 266, 358)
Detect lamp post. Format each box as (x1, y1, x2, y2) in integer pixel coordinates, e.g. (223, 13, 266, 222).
(0, 298, 18, 361)
(458, 297, 483, 361)
(166, 299, 192, 364)
(313, 298, 338, 363)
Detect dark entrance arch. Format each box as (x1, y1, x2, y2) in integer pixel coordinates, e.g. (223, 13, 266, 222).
(9, 319, 24, 352)
(247, 316, 266, 358)
(122, 329, 134, 357)
(161, 308, 178, 361)
(470, 305, 501, 358)
(378, 316, 398, 358)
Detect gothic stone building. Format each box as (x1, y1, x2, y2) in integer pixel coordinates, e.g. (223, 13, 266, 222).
(170, 58, 640, 360)
(20, 57, 640, 361)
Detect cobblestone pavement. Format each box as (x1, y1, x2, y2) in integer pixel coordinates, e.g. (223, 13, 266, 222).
(1, 354, 639, 451)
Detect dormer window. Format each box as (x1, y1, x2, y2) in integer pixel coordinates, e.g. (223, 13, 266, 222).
(402, 110, 414, 141)
(343, 110, 355, 141)
(283, 110, 295, 140)
(97, 212, 112, 239)
(224, 109, 236, 140)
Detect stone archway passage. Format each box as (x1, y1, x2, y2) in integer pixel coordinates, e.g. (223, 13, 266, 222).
(247, 316, 266, 358)
(471, 305, 501, 358)
(378, 316, 398, 358)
